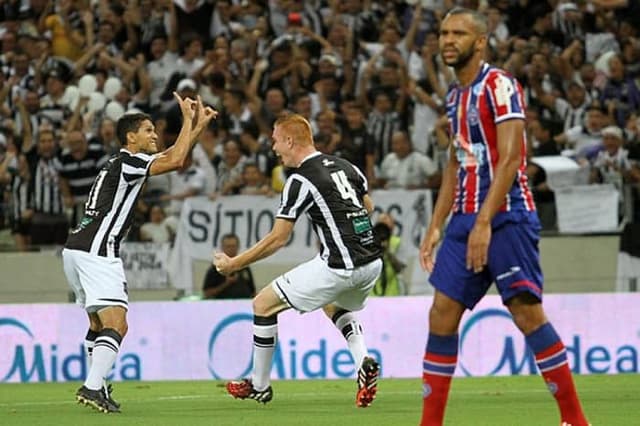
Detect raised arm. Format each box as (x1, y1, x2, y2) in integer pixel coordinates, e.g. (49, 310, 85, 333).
(150, 95, 217, 175)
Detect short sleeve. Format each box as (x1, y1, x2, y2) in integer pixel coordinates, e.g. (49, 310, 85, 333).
(123, 152, 155, 185)
(485, 72, 526, 124)
(276, 176, 313, 221)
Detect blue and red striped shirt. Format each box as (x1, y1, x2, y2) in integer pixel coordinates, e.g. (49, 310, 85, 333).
(446, 62, 535, 214)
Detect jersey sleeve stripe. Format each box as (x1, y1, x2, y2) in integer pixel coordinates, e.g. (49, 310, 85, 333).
(123, 155, 151, 169)
(494, 113, 526, 123)
(277, 178, 307, 219)
(351, 163, 369, 193)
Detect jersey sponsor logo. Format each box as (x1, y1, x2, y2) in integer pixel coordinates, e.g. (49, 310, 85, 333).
(467, 105, 480, 126)
(496, 266, 522, 281)
(455, 139, 486, 167)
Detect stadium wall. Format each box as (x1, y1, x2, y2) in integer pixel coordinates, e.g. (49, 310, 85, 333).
(1, 294, 638, 383)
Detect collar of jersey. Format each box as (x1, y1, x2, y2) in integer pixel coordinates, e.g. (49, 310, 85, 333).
(298, 151, 322, 166)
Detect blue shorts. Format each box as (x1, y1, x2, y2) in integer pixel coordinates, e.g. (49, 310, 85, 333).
(429, 212, 543, 309)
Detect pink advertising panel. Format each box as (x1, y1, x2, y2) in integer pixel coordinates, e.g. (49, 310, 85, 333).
(1, 294, 638, 383)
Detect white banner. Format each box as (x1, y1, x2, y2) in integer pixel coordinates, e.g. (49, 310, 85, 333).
(531, 156, 589, 190)
(168, 191, 433, 293)
(120, 242, 171, 289)
(1, 294, 639, 383)
(555, 184, 619, 233)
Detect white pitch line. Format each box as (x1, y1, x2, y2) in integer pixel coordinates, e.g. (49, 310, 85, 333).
(0, 388, 556, 408)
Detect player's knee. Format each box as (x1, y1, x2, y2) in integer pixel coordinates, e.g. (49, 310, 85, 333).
(252, 296, 269, 316)
(428, 304, 459, 334)
(507, 295, 545, 334)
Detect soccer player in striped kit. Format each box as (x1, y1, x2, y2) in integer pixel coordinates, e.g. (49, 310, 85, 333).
(418, 8, 589, 426)
(62, 95, 217, 413)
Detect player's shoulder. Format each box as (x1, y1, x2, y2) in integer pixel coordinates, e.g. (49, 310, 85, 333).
(121, 150, 154, 166)
(484, 65, 522, 88)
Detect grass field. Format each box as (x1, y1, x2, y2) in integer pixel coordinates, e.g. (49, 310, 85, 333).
(0, 375, 637, 425)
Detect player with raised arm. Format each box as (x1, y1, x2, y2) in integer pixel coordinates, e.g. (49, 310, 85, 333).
(214, 114, 382, 408)
(62, 95, 217, 413)
(418, 8, 590, 426)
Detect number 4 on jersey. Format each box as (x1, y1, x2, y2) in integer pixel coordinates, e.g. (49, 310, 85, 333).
(331, 170, 362, 208)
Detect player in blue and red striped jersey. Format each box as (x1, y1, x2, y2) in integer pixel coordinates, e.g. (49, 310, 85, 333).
(418, 7, 590, 426)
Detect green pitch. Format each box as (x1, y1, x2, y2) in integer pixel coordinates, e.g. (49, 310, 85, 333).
(0, 375, 636, 425)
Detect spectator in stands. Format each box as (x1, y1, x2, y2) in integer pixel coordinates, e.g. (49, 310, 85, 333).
(530, 79, 589, 133)
(203, 233, 255, 299)
(0, 134, 31, 251)
(528, 118, 562, 157)
(238, 120, 278, 181)
(176, 32, 205, 78)
(56, 130, 109, 227)
(366, 90, 404, 168)
(162, 78, 199, 147)
(372, 213, 406, 296)
(146, 29, 179, 112)
(89, 117, 119, 156)
(336, 101, 376, 183)
(600, 54, 640, 128)
(238, 162, 271, 196)
(378, 131, 439, 190)
(23, 127, 68, 246)
(220, 87, 255, 138)
(0, 0, 637, 245)
(554, 103, 609, 160)
(140, 204, 173, 244)
(313, 109, 341, 155)
(161, 151, 206, 232)
(591, 125, 640, 187)
(39, 65, 72, 131)
(211, 139, 246, 197)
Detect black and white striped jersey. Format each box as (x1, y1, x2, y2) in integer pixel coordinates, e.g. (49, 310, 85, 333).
(26, 151, 63, 215)
(277, 152, 381, 269)
(55, 144, 110, 203)
(65, 149, 155, 258)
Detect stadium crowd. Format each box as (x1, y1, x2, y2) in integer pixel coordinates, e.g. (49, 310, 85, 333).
(0, 0, 639, 252)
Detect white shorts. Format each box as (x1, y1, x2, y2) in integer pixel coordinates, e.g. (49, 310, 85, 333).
(272, 255, 382, 313)
(62, 248, 129, 312)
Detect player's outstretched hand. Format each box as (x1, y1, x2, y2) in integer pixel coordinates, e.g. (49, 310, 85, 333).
(419, 227, 441, 273)
(193, 96, 218, 136)
(213, 251, 233, 275)
(173, 92, 197, 121)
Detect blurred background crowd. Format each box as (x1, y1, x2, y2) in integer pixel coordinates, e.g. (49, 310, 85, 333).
(0, 0, 639, 253)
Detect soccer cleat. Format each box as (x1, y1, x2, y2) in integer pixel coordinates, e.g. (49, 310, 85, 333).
(76, 385, 121, 413)
(226, 379, 273, 404)
(356, 356, 379, 408)
(103, 383, 120, 409)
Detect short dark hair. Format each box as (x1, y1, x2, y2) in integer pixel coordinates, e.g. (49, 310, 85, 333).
(116, 113, 152, 147)
(221, 233, 240, 244)
(443, 7, 488, 34)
